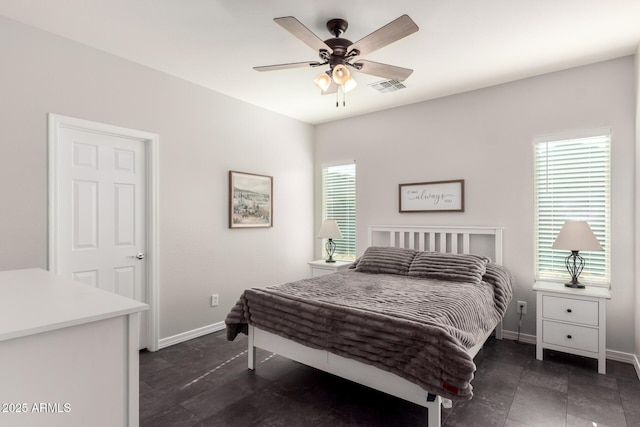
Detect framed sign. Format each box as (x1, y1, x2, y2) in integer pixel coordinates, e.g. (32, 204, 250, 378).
(399, 179, 464, 213)
(229, 171, 273, 228)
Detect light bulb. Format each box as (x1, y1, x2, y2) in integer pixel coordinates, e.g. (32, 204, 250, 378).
(332, 64, 350, 85)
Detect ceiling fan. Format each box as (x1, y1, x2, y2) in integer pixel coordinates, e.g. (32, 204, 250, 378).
(254, 15, 419, 105)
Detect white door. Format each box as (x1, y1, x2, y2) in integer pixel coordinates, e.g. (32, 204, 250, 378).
(52, 121, 148, 349)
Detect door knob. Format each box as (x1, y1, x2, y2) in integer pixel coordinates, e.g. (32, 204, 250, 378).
(135, 253, 145, 260)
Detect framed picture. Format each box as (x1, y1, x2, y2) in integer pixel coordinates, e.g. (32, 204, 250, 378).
(399, 179, 464, 213)
(229, 171, 273, 228)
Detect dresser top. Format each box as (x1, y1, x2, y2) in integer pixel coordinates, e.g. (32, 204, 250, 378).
(308, 260, 353, 267)
(533, 280, 611, 299)
(0, 268, 148, 342)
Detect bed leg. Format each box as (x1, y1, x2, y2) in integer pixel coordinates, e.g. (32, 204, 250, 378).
(426, 393, 442, 426)
(495, 320, 503, 340)
(248, 325, 256, 370)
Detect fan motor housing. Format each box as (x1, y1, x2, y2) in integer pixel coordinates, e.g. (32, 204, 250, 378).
(324, 38, 352, 58)
(323, 18, 354, 66)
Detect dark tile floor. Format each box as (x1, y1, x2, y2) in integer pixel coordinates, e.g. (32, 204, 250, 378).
(140, 331, 640, 426)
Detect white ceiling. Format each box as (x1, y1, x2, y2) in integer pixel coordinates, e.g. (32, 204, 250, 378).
(1, 1, 640, 125)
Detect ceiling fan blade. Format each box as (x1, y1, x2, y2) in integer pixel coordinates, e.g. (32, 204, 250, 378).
(353, 60, 413, 81)
(274, 16, 333, 54)
(321, 80, 339, 95)
(254, 61, 322, 72)
(348, 15, 418, 57)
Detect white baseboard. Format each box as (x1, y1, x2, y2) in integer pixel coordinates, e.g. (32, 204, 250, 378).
(633, 354, 640, 379)
(158, 321, 226, 350)
(605, 348, 636, 364)
(606, 350, 640, 380)
(501, 329, 537, 345)
(502, 330, 640, 379)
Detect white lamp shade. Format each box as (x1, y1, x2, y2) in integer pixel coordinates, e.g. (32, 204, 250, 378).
(314, 73, 331, 92)
(317, 219, 343, 239)
(342, 76, 358, 93)
(332, 64, 351, 85)
(551, 221, 603, 251)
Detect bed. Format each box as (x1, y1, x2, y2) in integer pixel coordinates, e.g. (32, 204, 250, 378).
(225, 225, 512, 426)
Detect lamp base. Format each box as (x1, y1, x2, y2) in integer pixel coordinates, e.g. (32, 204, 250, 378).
(564, 251, 586, 289)
(325, 239, 336, 263)
(564, 282, 585, 289)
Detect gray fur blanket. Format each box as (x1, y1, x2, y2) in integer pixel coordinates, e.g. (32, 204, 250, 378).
(225, 262, 512, 401)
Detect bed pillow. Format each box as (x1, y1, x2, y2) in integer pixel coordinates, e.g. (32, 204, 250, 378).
(408, 252, 489, 284)
(354, 246, 417, 275)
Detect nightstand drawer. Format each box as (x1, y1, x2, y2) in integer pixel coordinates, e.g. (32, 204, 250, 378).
(542, 320, 599, 353)
(542, 295, 598, 326)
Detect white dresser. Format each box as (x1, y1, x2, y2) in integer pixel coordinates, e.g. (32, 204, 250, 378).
(0, 268, 148, 427)
(533, 280, 610, 374)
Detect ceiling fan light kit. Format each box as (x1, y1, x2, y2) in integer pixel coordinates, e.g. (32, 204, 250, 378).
(254, 14, 419, 107)
(332, 64, 350, 85)
(314, 72, 332, 92)
(342, 76, 357, 93)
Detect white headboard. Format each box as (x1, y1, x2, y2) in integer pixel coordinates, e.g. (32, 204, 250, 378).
(367, 225, 504, 265)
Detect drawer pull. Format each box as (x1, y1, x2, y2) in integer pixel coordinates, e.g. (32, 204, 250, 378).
(566, 308, 572, 313)
(567, 335, 572, 339)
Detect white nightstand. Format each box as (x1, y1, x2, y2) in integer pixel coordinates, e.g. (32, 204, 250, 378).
(533, 281, 611, 374)
(308, 260, 352, 278)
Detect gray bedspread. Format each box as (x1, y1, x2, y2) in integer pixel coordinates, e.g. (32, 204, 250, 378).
(225, 262, 512, 401)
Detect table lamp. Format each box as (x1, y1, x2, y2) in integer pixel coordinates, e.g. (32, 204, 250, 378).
(317, 220, 343, 263)
(551, 221, 603, 288)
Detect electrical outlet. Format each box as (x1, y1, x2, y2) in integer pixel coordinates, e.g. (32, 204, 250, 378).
(210, 294, 219, 307)
(517, 300, 527, 315)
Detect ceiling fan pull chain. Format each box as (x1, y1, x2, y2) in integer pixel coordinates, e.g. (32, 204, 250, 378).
(336, 89, 339, 108)
(343, 85, 346, 107)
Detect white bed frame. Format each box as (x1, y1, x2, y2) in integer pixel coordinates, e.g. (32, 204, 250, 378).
(247, 225, 505, 426)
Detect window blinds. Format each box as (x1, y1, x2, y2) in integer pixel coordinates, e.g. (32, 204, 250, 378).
(322, 163, 356, 260)
(534, 133, 610, 285)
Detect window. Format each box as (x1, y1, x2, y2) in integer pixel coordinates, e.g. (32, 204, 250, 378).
(321, 163, 356, 261)
(534, 130, 610, 285)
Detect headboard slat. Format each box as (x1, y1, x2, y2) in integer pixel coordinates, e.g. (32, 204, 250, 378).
(463, 233, 470, 254)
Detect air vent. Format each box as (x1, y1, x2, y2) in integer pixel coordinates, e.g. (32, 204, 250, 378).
(369, 79, 407, 93)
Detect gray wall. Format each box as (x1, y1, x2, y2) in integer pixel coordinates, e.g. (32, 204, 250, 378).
(0, 17, 315, 339)
(315, 57, 636, 353)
